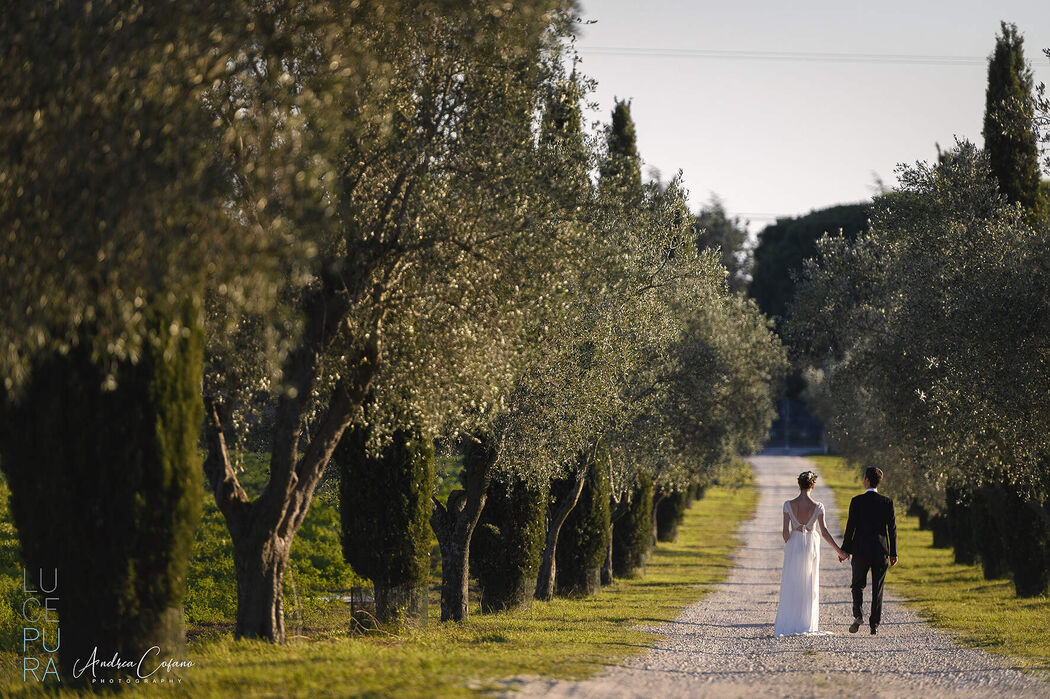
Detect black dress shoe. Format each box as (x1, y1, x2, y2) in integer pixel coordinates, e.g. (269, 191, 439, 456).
(870, 626, 878, 635)
(849, 617, 862, 633)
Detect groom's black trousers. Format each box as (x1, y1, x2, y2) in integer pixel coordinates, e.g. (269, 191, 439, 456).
(850, 554, 889, 626)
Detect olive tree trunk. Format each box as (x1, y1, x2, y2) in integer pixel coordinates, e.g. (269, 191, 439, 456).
(203, 283, 380, 643)
(430, 437, 496, 621)
(233, 532, 291, 641)
(534, 462, 588, 602)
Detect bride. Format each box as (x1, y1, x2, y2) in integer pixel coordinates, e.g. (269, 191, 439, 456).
(773, 470, 847, 637)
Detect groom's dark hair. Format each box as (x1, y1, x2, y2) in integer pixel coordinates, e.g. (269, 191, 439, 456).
(864, 467, 884, 488)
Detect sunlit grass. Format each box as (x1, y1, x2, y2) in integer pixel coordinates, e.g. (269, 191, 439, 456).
(811, 455, 1050, 680)
(0, 470, 758, 697)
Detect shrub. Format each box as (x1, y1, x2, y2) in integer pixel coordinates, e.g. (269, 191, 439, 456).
(556, 453, 611, 596)
(336, 425, 434, 624)
(0, 309, 202, 675)
(473, 475, 547, 612)
(972, 486, 1009, 580)
(656, 489, 690, 543)
(612, 472, 653, 578)
(1003, 495, 1050, 597)
(946, 487, 979, 566)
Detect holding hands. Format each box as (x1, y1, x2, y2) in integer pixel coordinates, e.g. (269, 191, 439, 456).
(836, 549, 849, 563)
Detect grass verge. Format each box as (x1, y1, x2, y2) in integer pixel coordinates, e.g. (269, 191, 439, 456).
(810, 455, 1050, 678)
(0, 469, 758, 697)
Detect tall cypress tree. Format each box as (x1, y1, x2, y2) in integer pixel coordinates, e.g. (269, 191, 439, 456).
(612, 471, 653, 578)
(983, 22, 1047, 221)
(599, 98, 643, 205)
(472, 474, 547, 612)
(0, 303, 203, 681)
(540, 72, 590, 200)
(336, 423, 434, 625)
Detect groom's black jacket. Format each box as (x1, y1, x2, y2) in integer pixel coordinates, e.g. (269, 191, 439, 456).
(842, 490, 897, 559)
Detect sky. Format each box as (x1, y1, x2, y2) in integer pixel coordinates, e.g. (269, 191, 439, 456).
(575, 0, 1050, 231)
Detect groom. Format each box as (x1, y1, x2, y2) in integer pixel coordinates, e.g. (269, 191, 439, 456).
(841, 466, 897, 636)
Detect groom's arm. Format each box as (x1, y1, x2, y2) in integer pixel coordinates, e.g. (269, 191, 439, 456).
(841, 497, 856, 554)
(887, 499, 897, 559)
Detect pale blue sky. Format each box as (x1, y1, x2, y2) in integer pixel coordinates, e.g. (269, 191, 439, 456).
(576, 1, 1050, 230)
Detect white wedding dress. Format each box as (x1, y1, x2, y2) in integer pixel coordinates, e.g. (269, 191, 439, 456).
(773, 500, 830, 637)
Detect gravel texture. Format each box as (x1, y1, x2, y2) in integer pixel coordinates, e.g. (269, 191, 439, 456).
(499, 454, 1049, 698)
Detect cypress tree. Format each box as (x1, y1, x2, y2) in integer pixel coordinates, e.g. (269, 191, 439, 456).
(1002, 496, 1050, 597)
(946, 487, 979, 566)
(473, 475, 547, 613)
(336, 423, 434, 625)
(983, 22, 1047, 221)
(556, 452, 611, 596)
(598, 98, 643, 204)
(540, 72, 590, 200)
(929, 512, 953, 548)
(612, 471, 653, 578)
(972, 486, 1009, 580)
(0, 304, 203, 681)
(656, 489, 690, 543)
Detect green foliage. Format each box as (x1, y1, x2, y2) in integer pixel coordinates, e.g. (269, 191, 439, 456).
(983, 22, 1047, 221)
(598, 99, 643, 205)
(749, 203, 870, 325)
(694, 195, 751, 292)
(557, 453, 612, 596)
(337, 425, 434, 621)
(612, 472, 653, 577)
(656, 490, 689, 543)
(0, 477, 24, 651)
(0, 305, 203, 668)
(473, 475, 548, 612)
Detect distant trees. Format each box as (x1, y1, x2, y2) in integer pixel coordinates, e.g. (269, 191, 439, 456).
(983, 22, 1047, 222)
(694, 196, 751, 292)
(600, 99, 644, 205)
(749, 204, 870, 326)
(789, 21, 1050, 599)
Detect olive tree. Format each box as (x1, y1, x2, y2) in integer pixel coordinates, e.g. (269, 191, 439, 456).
(201, 0, 581, 640)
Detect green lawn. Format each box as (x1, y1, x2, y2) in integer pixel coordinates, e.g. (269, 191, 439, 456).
(0, 466, 758, 696)
(810, 455, 1050, 679)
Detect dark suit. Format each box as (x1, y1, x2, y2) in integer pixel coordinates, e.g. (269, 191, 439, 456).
(841, 490, 897, 628)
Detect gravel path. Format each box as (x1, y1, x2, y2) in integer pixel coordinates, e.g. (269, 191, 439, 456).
(499, 454, 1048, 698)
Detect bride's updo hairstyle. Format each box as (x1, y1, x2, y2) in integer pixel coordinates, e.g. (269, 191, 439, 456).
(797, 471, 817, 490)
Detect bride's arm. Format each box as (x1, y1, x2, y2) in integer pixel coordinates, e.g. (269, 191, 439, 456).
(782, 511, 790, 542)
(817, 509, 845, 556)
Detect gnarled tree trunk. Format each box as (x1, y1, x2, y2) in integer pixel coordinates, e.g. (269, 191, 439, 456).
(534, 461, 588, 602)
(232, 530, 291, 642)
(203, 286, 380, 642)
(430, 436, 496, 621)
